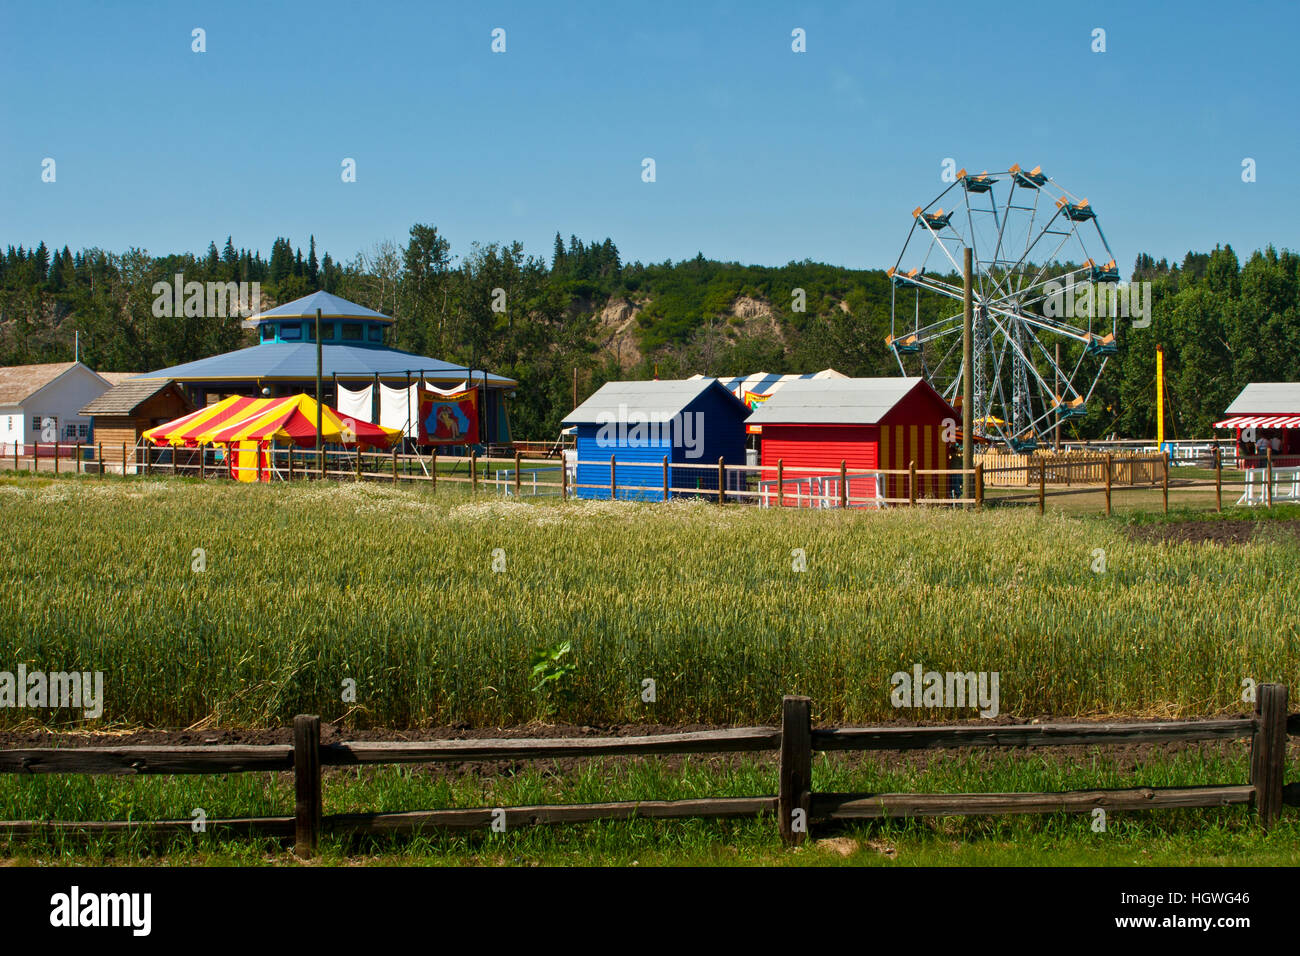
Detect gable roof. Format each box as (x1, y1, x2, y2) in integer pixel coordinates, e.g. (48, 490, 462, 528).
(746, 377, 948, 425)
(0, 362, 93, 405)
(80, 378, 186, 416)
(97, 371, 143, 386)
(562, 378, 749, 425)
(1224, 383, 1300, 414)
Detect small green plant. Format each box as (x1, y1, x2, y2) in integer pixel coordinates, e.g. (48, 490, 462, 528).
(529, 640, 576, 715)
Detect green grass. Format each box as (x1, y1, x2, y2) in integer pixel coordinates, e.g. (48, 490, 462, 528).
(0, 472, 1297, 728)
(3, 747, 1295, 866)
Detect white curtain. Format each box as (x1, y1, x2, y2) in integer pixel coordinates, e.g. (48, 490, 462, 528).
(379, 383, 414, 436)
(336, 384, 373, 424)
(352, 381, 475, 438)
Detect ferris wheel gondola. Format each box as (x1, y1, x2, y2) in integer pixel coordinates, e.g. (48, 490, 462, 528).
(887, 165, 1120, 451)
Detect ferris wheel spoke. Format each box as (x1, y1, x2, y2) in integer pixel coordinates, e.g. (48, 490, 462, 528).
(891, 169, 1116, 449)
(982, 300, 1092, 343)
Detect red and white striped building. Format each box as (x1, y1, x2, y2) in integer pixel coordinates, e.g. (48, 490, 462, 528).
(1213, 383, 1300, 466)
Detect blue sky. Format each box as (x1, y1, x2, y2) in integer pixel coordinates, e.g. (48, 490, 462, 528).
(1, 0, 1295, 273)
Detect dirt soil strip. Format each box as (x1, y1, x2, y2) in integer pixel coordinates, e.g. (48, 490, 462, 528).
(1122, 517, 1300, 546)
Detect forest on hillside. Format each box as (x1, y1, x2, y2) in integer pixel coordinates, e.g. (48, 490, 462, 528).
(1, 227, 1297, 441)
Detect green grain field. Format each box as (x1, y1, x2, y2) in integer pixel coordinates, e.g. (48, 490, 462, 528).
(1, 473, 1296, 729)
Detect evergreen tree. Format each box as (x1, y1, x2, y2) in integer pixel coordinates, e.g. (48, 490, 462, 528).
(551, 232, 566, 273)
(32, 241, 50, 283)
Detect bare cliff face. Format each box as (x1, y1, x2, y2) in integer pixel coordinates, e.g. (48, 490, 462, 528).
(594, 293, 801, 372)
(596, 296, 645, 368)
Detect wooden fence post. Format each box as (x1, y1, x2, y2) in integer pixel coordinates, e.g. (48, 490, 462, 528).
(13, 441, 18, 472)
(1214, 446, 1222, 512)
(1038, 460, 1045, 515)
(293, 714, 322, 858)
(53, 443, 60, 476)
(431, 448, 437, 492)
(392, 446, 398, 485)
(779, 695, 812, 847)
(1104, 453, 1113, 516)
(1250, 683, 1288, 830)
(514, 451, 522, 497)
(471, 451, 479, 495)
(76, 442, 82, 475)
(840, 460, 848, 508)
(1266, 448, 1274, 508)
(561, 451, 567, 500)
(717, 457, 725, 505)
(609, 454, 616, 500)
(777, 459, 784, 508)
(355, 446, 362, 481)
(122, 442, 127, 477)
(662, 455, 669, 502)
(974, 463, 983, 511)
(908, 460, 917, 506)
(1162, 455, 1169, 513)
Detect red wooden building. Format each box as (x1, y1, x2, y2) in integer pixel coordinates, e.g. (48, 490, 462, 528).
(748, 377, 958, 505)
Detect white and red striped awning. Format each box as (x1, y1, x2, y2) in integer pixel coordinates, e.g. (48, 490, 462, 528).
(1213, 414, 1300, 429)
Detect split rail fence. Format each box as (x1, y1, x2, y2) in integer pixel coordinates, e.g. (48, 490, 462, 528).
(5, 441, 1298, 513)
(0, 685, 1292, 854)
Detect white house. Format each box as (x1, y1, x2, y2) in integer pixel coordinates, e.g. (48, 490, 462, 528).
(0, 362, 120, 454)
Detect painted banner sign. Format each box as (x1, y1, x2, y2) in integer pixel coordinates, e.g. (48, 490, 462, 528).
(742, 389, 771, 435)
(417, 388, 479, 445)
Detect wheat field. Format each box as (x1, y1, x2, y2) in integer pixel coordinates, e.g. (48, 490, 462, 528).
(0, 474, 1295, 728)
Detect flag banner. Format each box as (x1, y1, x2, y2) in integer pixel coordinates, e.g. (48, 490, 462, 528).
(742, 390, 771, 435)
(418, 388, 479, 445)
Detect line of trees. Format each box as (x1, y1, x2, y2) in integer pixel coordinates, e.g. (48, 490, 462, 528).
(2, 227, 1297, 439)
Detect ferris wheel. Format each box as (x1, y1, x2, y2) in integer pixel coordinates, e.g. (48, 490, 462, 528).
(887, 165, 1120, 450)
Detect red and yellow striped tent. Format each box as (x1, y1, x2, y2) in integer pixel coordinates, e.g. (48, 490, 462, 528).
(143, 395, 269, 447)
(144, 394, 401, 482)
(145, 394, 399, 448)
(202, 394, 400, 448)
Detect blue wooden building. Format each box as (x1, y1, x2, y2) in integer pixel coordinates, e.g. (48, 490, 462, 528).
(562, 379, 750, 500)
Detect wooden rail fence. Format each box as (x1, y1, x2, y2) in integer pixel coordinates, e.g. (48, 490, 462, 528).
(9, 442, 1291, 515)
(0, 685, 1292, 854)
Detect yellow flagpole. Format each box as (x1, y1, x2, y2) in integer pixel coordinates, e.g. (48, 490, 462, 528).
(1155, 343, 1165, 446)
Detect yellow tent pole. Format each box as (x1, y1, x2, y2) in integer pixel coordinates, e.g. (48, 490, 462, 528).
(1155, 343, 1165, 447)
(316, 308, 324, 477)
